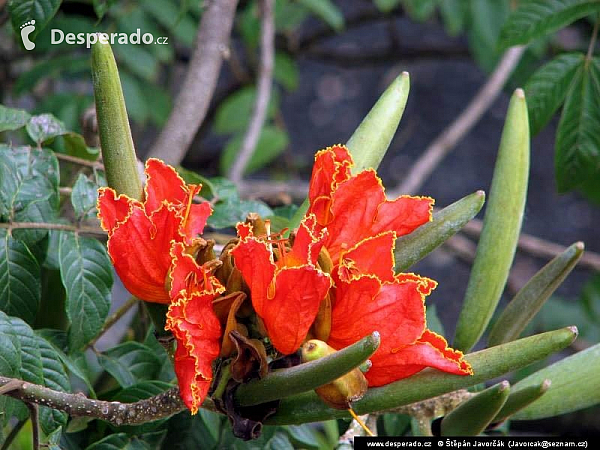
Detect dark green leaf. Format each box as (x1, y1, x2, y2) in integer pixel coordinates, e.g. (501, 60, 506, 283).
(274, 52, 299, 91)
(141, 0, 197, 46)
(468, 0, 510, 71)
(500, 0, 600, 48)
(9, 0, 61, 41)
(98, 342, 162, 387)
(214, 86, 279, 135)
(525, 53, 584, 135)
(297, 0, 344, 31)
(14, 55, 90, 95)
(93, 0, 117, 20)
(220, 126, 289, 175)
(401, 0, 437, 21)
(175, 167, 215, 199)
(164, 411, 221, 450)
(0, 229, 41, 324)
(114, 7, 173, 63)
(71, 173, 100, 221)
(274, 1, 309, 32)
(59, 233, 112, 352)
(26, 113, 67, 144)
(209, 197, 273, 229)
(112, 44, 159, 83)
(207, 177, 238, 200)
(555, 59, 600, 192)
(46, 426, 63, 450)
(10, 317, 43, 384)
(0, 311, 22, 425)
(63, 132, 99, 161)
(0, 104, 31, 132)
(85, 433, 152, 450)
(111, 380, 173, 403)
(439, 0, 468, 36)
(374, 0, 401, 13)
(119, 71, 150, 125)
(382, 413, 411, 436)
(284, 424, 322, 449)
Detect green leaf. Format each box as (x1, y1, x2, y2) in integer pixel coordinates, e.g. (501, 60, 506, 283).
(111, 380, 173, 403)
(0, 145, 59, 245)
(284, 424, 323, 449)
(141, 0, 197, 46)
(209, 197, 273, 230)
(35, 332, 71, 433)
(0, 229, 41, 324)
(214, 86, 278, 135)
(85, 433, 153, 450)
(512, 343, 600, 420)
(394, 191, 485, 272)
(9, 0, 61, 41)
(98, 342, 162, 387)
(454, 89, 530, 352)
(14, 55, 90, 95)
(59, 232, 112, 352)
(267, 327, 577, 424)
(297, 0, 344, 31)
(488, 242, 584, 346)
(235, 332, 380, 407)
(220, 126, 289, 175)
(71, 173, 100, 221)
(441, 381, 510, 436)
(439, 0, 468, 36)
(176, 166, 216, 199)
(93, 0, 117, 20)
(274, 52, 299, 91)
(46, 426, 63, 450)
(0, 311, 22, 424)
(112, 44, 159, 82)
(499, 0, 600, 48)
(374, 0, 401, 13)
(119, 71, 150, 125)
(10, 317, 43, 384)
(382, 413, 411, 436)
(524, 53, 584, 135)
(468, 0, 510, 71)
(164, 411, 222, 450)
(0, 104, 31, 132)
(26, 113, 67, 144)
(401, 0, 437, 21)
(63, 132, 99, 161)
(555, 59, 600, 192)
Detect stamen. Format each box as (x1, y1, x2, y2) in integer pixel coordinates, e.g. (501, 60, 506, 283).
(182, 185, 197, 226)
(348, 409, 375, 436)
(265, 219, 274, 263)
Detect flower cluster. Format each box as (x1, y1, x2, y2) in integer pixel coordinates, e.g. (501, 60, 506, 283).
(98, 148, 472, 415)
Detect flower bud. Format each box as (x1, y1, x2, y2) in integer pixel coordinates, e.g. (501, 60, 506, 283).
(301, 339, 368, 409)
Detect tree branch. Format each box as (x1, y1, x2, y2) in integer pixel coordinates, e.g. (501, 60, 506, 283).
(229, 0, 275, 186)
(0, 221, 106, 236)
(55, 152, 104, 170)
(0, 377, 188, 426)
(147, 0, 240, 165)
(388, 46, 525, 197)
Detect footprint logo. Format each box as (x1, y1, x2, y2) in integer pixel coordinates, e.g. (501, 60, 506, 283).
(20, 20, 36, 51)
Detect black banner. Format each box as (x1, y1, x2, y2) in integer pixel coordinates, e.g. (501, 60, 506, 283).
(354, 437, 592, 450)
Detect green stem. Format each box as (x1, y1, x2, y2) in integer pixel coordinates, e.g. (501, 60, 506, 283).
(235, 332, 380, 406)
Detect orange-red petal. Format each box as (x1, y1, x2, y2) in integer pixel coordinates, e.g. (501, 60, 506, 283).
(337, 231, 396, 283)
(182, 202, 212, 245)
(169, 242, 224, 299)
(108, 203, 183, 303)
(97, 187, 137, 234)
(261, 266, 331, 354)
(372, 195, 434, 238)
(144, 158, 188, 214)
(328, 276, 426, 355)
(166, 291, 222, 414)
(286, 215, 328, 267)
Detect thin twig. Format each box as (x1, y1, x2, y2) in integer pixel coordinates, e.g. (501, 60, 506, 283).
(0, 376, 188, 425)
(26, 403, 40, 450)
(85, 296, 140, 350)
(462, 218, 600, 271)
(55, 152, 104, 170)
(0, 418, 27, 450)
(148, 0, 240, 165)
(229, 0, 276, 186)
(389, 46, 526, 197)
(0, 221, 106, 236)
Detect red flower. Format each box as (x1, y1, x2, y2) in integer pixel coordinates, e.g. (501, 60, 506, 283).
(165, 243, 225, 414)
(306, 145, 472, 385)
(97, 159, 212, 303)
(231, 215, 332, 355)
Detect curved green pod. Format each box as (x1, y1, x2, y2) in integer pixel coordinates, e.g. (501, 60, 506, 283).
(441, 381, 510, 436)
(234, 332, 379, 407)
(488, 242, 583, 346)
(511, 343, 600, 420)
(395, 190, 485, 272)
(265, 326, 577, 424)
(454, 88, 530, 352)
(288, 72, 411, 230)
(346, 72, 410, 173)
(493, 379, 550, 422)
(91, 39, 142, 201)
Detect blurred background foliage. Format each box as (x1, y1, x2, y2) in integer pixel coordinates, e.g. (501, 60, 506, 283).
(2, 0, 600, 445)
